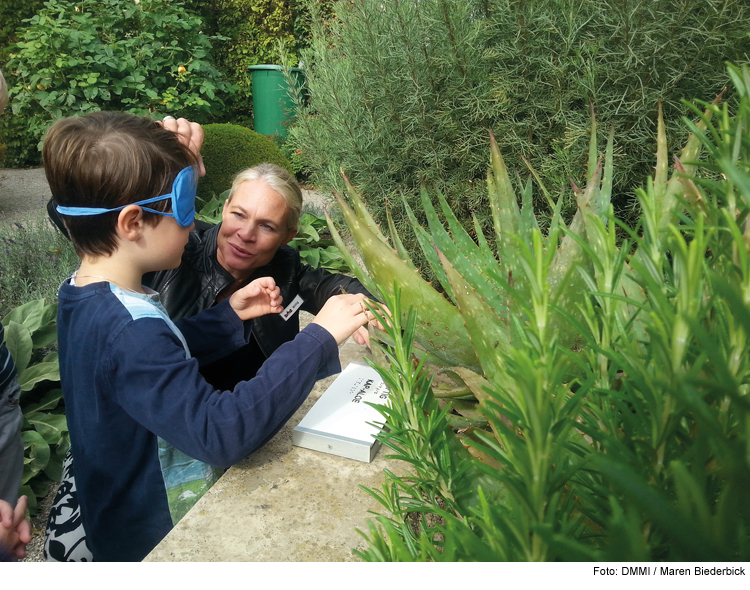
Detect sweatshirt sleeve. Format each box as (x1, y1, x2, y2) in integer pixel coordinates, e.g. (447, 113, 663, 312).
(107, 317, 340, 468)
(174, 299, 252, 366)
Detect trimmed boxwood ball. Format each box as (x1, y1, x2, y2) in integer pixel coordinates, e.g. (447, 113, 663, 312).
(197, 123, 293, 203)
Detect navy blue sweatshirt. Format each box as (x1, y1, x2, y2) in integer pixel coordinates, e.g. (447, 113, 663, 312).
(57, 279, 339, 561)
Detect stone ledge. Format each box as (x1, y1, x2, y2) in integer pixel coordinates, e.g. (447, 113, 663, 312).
(145, 328, 402, 562)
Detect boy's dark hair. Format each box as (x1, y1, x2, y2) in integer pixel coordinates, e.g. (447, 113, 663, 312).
(43, 111, 197, 258)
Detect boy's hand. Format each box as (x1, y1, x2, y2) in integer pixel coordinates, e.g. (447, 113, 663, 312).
(351, 302, 390, 347)
(229, 277, 283, 321)
(312, 293, 378, 345)
(158, 116, 206, 177)
(0, 496, 32, 560)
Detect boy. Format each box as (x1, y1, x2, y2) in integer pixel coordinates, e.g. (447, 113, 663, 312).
(45, 111, 374, 561)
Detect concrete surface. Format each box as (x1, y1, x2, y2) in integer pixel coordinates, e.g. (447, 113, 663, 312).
(0, 167, 52, 227)
(145, 331, 401, 562)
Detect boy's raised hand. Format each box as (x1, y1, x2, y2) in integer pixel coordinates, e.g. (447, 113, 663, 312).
(312, 293, 378, 345)
(0, 496, 32, 560)
(229, 276, 283, 321)
(158, 116, 206, 177)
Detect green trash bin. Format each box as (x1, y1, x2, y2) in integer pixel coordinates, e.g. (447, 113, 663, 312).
(248, 65, 304, 138)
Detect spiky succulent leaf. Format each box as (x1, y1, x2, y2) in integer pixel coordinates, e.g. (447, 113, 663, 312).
(324, 212, 380, 296)
(335, 191, 480, 370)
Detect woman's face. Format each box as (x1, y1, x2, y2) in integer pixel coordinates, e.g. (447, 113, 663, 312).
(216, 179, 297, 280)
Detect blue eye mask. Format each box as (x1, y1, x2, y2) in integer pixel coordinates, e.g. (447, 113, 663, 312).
(56, 166, 198, 228)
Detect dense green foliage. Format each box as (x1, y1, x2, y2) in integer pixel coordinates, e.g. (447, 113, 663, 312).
(338, 64, 750, 560)
(205, 0, 335, 125)
(0, 0, 234, 166)
(0, 0, 45, 60)
(2, 299, 67, 515)
(197, 123, 292, 202)
(293, 0, 750, 275)
(0, 218, 79, 318)
(0, 217, 84, 514)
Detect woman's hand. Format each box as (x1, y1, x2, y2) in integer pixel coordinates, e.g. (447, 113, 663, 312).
(229, 276, 283, 321)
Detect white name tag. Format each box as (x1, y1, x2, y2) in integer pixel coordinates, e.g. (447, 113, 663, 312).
(280, 294, 304, 321)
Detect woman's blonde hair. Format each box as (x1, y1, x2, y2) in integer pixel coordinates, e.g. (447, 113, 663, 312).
(228, 163, 302, 231)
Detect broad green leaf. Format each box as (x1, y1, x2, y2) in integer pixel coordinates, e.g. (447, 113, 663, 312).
(31, 322, 58, 349)
(4, 321, 33, 374)
(21, 429, 50, 484)
(23, 388, 63, 415)
(28, 412, 68, 446)
(325, 212, 380, 296)
(18, 361, 60, 392)
(436, 249, 515, 392)
(2, 299, 46, 332)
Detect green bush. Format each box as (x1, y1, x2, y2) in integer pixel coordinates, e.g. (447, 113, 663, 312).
(0, 0, 45, 60)
(0, 0, 235, 167)
(292, 0, 750, 272)
(0, 218, 79, 319)
(198, 123, 292, 202)
(205, 0, 336, 124)
(338, 64, 750, 560)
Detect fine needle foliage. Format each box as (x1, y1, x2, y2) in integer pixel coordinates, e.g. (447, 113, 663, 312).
(337, 64, 750, 560)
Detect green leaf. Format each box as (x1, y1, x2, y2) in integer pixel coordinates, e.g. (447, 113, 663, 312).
(23, 388, 64, 415)
(4, 321, 33, 375)
(31, 322, 58, 348)
(335, 192, 479, 370)
(28, 413, 68, 446)
(2, 299, 46, 331)
(18, 361, 60, 392)
(21, 429, 50, 484)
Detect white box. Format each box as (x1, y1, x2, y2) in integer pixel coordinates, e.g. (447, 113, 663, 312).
(293, 362, 389, 462)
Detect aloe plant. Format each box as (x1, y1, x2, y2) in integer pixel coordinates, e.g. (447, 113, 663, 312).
(336, 65, 750, 560)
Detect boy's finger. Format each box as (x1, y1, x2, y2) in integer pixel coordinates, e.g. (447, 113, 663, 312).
(12, 496, 28, 528)
(0, 499, 12, 528)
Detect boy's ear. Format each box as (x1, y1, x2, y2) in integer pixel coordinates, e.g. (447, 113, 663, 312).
(116, 205, 146, 242)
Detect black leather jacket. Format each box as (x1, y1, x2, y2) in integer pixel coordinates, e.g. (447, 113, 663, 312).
(142, 221, 372, 359)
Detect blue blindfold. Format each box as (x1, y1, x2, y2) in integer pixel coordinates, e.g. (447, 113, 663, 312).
(56, 166, 197, 228)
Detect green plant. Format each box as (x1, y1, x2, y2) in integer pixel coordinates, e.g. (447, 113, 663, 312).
(335, 64, 750, 560)
(1, 0, 234, 167)
(0, 218, 80, 319)
(292, 0, 750, 279)
(0, 0, 45, 60)
(197, 123, 292, 203)
(205, 0, 336, 124)
(2, 299, 66, 515)
(289, 212, 350, 272)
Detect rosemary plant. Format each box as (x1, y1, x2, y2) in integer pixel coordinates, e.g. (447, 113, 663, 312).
(339, 64, 750, 560)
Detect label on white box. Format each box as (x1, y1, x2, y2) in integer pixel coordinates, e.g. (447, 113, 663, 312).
(292, 362, 389, 462)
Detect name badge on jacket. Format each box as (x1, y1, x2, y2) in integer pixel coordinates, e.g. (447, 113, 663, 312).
(280, 294, 304, 321)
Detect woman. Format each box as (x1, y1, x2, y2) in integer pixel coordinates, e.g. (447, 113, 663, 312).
(144, 163, 373, 390)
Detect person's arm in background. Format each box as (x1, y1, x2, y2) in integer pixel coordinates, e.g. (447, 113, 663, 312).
(0, 497, 32, 561)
